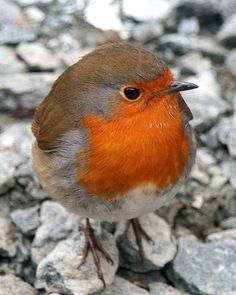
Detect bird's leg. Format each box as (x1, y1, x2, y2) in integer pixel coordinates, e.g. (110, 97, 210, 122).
(78, 218, 114, 286)
(124, 218, 154, 260)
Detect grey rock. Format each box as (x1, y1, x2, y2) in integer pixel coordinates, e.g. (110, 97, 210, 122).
(96, 276, 150, 295)
(0, 73, 57, 114)
(220, 217, 236, 229)
(16, 42, 62, 70)
(225, 49, 236, 77)
(0, 151, 23, 194)
(0, 46, 26, 74)
(33, 201, 79, 247)
(179, 52, 211, 75)
(0, 196, 10, 218)
(217, 116, 232, 145)
(175, 0, 222, 30)
(195, 148, 217, 171)
(116, 213, 176, 272)
(182, 71, 230, 131)
(0, 0, 37, 45)
(218, 13, 236, 47)
(227, 105, 236, 158)
(24, 7, 45, 24)
(168, 236, 236, 295)
(16, 0, 53, 5)
(13, 161, 49, 200)
(16, 240, 30, 263)
(210, 174, 228, 189)
(25, 177, 49, 200)
(36, 231, 119, 294)
(8, 189, 33, 210)
(200, 126, 219, 149)
(0, 217, 17, 258)
(191, 195, 204, 209)
(130, 21, 163, 43)
(0, 274, 36, 295)
(50, 33, 84, 67)
(10, 206, 40, 236)
(31, 241, 57, 266)
(207, 165, 223, 176)
(85, 0, 121, 31)
(221, 158, 236, 190)
(177, 17, 200, 34)
(159, 34, 227, 62)
(15, 163, 34, 181)
(149, 282, 190, 295)
(0, 123, 33, 159)
(117, 268, 164, 289)
(123, 0, 177, 22)
(174, 226, 194, 239)
(219, 0, 236, 19)
(207, 229, 236, 242)
(190, 165, 210, 185)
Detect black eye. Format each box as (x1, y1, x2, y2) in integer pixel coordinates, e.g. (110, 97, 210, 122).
(124, 87, 140, 100)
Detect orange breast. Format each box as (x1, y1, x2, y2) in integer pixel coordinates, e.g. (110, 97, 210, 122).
(77, 94, 190, 200)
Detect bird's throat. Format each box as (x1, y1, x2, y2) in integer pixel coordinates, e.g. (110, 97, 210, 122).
(78, 95, 190, 200)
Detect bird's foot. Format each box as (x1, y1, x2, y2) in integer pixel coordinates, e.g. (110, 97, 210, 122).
(78, 218, 114, 287)
(124, 218, 154, 261)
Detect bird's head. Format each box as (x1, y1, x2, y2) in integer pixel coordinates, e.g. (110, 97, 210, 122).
(63, 42, 198, 122)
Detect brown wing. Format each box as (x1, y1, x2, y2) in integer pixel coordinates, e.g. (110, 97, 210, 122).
(32, 71, 80, 151)
(176, 93, 193, 122)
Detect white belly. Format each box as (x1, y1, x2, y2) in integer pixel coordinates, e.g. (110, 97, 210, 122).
(62, 182, 183, 222)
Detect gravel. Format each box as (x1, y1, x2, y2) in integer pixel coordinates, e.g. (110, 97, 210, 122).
(36, 230, 119, 294)
(220, 217, 236, 229)
(0, 46, 26, 74)
(207, 229, 236, 242)
(116, 213, 177, 272)
(33, 201, 79, 247)
(218, 13, 236, 47)
(96, 276, 150, 295)
(0, 74, 57, 115)
(167, 236, 236, 295)
(0, 274, 36, 295)
(149, 282, 190, 295)
(0, 0, 236, 293)
(16, 42, 62, 71)
(10, 206, 40, 236)
(0, 0, 38, 45)
(0, 217, 17, 258)
(182, 71, 230, 131)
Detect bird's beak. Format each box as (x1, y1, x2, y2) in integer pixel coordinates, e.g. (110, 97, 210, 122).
(163, 80, 198, 93)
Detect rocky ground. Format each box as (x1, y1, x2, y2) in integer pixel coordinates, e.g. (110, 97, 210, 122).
(0, 0, 236, 294)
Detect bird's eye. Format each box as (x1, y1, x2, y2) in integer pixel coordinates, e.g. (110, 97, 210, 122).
(123, 87, 141, 101)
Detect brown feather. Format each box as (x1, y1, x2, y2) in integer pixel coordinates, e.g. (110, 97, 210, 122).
(176, 93, 193, 121)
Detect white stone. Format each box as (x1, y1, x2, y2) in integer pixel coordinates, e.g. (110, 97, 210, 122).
(85, 0, 122, 31)
(178, 17, 200, 34)
(123, 0, 178, 21)
(36, 231, 119, 294)
(116, 213, 177, 272)
(0, 274, 36, 295)
(25, 6, 45, 23)
(182, 71, 229, 130)
(192, 195, 204, 209)
(0, 217, 17, 257)
(0, 46, 26, 73)
(16, 42, 61, 70)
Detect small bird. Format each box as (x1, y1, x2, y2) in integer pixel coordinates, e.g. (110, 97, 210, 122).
(31, 42, 198, 284)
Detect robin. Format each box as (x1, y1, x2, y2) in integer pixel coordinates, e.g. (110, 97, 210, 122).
(31, 42, 198, 285)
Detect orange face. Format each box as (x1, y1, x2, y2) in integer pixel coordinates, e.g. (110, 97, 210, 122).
(77, 69, 191, 200)
(112, 68, 174, 119)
